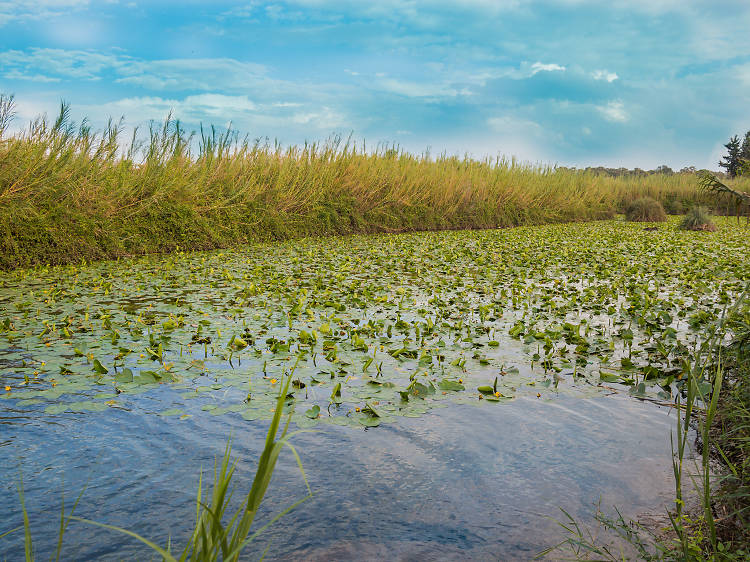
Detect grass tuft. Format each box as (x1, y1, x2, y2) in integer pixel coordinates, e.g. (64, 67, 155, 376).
(680, 206, 717, 231)
(624, 197, 667, 222)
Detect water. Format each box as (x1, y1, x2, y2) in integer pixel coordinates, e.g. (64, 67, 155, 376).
(1, 390, 680, 560)
(3, 222, 736, 560)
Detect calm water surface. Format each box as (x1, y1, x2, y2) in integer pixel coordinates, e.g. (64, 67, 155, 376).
(1, 389, 680, 560)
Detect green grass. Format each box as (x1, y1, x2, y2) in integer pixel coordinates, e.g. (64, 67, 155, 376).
(2, 95, 748, 270)
(709, 301, 750, 552)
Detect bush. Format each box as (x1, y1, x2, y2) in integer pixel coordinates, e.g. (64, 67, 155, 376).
(680, 206, 717, 231)
(663, 196, 685, 215)
(625, 197, 667, 222)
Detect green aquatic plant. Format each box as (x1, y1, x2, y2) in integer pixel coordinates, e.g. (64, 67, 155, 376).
(2, 218, 750, 558)
(1, 218, 749, 429)
(541, 286, 750, 560)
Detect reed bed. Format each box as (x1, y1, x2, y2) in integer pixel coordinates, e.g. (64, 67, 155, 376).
(2, 96, 748, 269)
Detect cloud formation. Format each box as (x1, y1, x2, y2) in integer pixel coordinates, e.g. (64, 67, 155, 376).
(0, 0, 748, 168)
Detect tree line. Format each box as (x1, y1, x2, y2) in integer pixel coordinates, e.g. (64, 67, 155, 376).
(556, 165, 707, 177)
(719, 131, 750, 178)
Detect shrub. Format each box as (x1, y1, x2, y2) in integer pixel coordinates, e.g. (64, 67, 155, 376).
(663, 196, 685, 215)
(680, 206, 717, 231)
(625, 197, 667, 222)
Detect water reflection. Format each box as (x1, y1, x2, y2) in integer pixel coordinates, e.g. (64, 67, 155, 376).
(1, 392, 679, 560)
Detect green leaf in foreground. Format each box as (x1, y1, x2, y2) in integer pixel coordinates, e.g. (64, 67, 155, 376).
(439, 379, 465, 391)
(92, 359, 108, 375)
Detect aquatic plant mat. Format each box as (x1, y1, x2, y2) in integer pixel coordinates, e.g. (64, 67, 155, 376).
(1, 217, 748, 558)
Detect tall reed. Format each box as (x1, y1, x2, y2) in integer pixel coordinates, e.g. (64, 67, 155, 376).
(2, 95, 748, 269)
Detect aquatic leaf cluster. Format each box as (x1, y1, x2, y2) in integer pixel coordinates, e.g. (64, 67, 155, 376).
(1, 218, 748, 428)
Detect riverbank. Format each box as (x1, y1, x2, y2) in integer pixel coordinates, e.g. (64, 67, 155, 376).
(4, 100, 749, 270)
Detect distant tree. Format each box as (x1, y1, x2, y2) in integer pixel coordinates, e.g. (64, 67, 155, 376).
(654, 165, 674, 175)
(719, 135, 742, 178)
(741, 131, 750, 161)
(740, 131, 750, 175)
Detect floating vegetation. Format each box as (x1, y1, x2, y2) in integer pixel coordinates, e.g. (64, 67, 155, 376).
(0, 218, 748, 429)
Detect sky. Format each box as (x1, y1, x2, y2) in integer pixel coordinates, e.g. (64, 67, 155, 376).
(1, 0, 749, 169)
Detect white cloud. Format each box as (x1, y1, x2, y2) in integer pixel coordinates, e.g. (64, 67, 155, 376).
(592, 69, 618, 82)
(597, 100, 628, 122)
(738, 63, 750, 88)
(530, 62, 566, 75)
(0, 0, 89, 25)
(85, 94, 256, 123)
(0, 49, 272, 94)
(0, 48, 120, 80)
(280, 0, 522, 19)
(2, 70, 61, 82)
(487, 114, 544, 134)
(68, 93, 350, 137)
(219, 3, 257, 19)
(291, 107, 346, 128)
(376, 77, 466, 98)
(484, 114, 559, 162)
(115, 58, 268, 91)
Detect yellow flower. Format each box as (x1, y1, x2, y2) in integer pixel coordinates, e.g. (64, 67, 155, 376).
(4, 385, 10, 392)
(270, 378, 278, 385)
(494, 392, 500, 397)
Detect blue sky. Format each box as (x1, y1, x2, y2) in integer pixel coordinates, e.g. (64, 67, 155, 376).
(1, 1, 749, 169)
